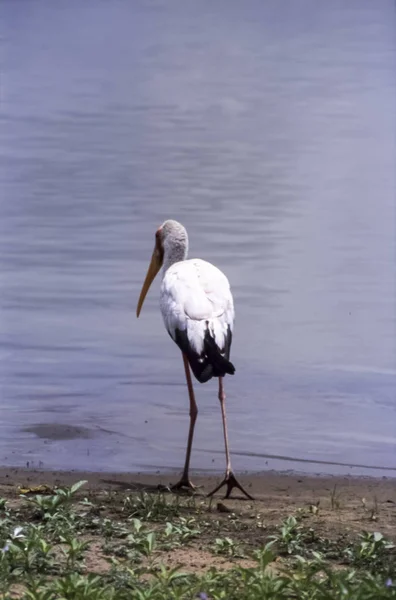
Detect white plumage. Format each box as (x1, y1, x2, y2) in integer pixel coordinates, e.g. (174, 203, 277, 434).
(160, 258, 234, 356)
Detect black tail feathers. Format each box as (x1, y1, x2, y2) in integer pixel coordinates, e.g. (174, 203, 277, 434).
(174, 326, 235, 384)
(203, 329, 235, 378)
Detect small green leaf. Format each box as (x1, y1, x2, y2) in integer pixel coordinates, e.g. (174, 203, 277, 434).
(70, 480, 88, 495)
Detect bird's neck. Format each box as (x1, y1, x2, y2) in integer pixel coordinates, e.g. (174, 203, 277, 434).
(162, 239, 188, 275)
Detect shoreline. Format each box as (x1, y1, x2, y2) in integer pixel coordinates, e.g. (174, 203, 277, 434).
(1, 464, 394, 594)
(1, 466, 394, 505)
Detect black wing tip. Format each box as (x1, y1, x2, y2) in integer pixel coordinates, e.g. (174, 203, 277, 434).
(203, 328, 235, 379)
(174, 327, 235, 383)
(193, 359, 235, 383)
(227, 361, 236, 376)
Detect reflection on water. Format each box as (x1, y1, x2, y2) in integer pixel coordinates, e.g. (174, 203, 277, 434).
(1, 0, 395, 476)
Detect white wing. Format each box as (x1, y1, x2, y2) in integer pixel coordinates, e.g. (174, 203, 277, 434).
(160, 258, 234, 356)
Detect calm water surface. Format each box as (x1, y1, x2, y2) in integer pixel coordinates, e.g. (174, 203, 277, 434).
(1, 0, 395, 476)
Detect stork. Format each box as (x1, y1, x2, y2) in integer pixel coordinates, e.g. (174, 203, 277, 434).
(136, 219, 253, 499)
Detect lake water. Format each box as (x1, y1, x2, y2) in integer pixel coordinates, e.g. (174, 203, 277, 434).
(1, 0, 395, 478)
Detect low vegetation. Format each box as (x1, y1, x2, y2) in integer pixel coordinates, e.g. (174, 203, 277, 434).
(0, 480, 395, 599)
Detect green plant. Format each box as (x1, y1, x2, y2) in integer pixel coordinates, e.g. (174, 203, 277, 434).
(123, 491, 181, 521)
(59, 533, 90, 569)
(345, 531, 395, 571)
(51, 573, 114, 599)
(151, 564, 188, 585)
(164, 517, 201, 545)
(213, 536, 239, 557)
(23, 480, 87, 518)
(2, 525, 55, 574)
(1, 480, 396, 600)
(269, 515, 304, 555)
(99, 517, 129, 540)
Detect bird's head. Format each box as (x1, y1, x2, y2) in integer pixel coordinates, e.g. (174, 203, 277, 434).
(136, 220, 188, 317)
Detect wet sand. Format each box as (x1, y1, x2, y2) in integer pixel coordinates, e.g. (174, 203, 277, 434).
(1, 467, 394, 511)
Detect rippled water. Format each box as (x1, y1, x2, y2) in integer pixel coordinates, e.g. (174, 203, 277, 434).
(1, 0, 395, 477)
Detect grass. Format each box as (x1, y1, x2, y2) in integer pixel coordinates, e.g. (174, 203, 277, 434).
(0, 481, 395, 599)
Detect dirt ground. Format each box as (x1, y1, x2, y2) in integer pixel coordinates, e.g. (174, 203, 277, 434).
(1, 467, 395, 532)
(1, 467, 395, 577)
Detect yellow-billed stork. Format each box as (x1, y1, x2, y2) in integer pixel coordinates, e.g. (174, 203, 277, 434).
(136, 219, 253, 499)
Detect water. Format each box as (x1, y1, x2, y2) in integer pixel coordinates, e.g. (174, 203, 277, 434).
(1, 0, 395, 477)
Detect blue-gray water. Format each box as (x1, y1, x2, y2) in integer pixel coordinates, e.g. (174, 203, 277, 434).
(1, 0, 395, 477)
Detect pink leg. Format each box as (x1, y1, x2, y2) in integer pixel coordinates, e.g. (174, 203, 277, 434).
(207, 377, 254, 500)
(172, 353, 198, 491)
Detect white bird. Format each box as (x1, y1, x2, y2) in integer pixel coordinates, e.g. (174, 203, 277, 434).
(137, 219, 253, 499)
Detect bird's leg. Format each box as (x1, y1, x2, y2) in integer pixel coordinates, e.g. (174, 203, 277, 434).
(207, 377, 254, 500)
(172, 353, 198, 492)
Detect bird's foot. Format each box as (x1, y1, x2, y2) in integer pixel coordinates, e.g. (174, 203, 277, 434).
(207, 470, 254, 500)
(171, 477, 197, 493)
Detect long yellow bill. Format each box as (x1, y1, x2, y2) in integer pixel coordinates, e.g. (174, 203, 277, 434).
(136, 249, 162, 317)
